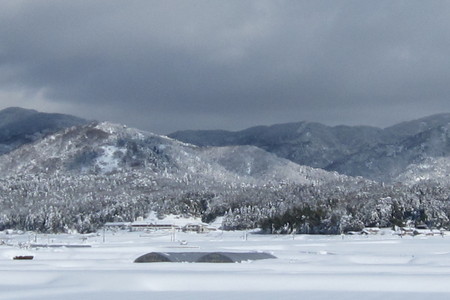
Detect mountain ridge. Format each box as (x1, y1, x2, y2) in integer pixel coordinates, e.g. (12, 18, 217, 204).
(170, 113, 450, 182)
(2, 106, 450, 183)
(0, 120, 344, 187)
(0, 107, 88, 155)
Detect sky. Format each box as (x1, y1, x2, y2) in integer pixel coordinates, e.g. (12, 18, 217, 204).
(1, 0, 450, 134)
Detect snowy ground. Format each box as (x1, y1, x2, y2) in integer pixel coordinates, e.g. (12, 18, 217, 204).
(2, 229, 450, 299)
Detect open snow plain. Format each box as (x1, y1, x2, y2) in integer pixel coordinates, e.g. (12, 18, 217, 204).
(2, 230, 450, 299)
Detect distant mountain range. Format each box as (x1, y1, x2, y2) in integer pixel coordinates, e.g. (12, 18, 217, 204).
(2, 106, 450, 183)
(0, 107, 87, 155)
(170, 113, 450, 183)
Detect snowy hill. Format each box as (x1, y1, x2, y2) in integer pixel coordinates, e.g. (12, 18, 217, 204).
(201, 145, 341, 185)
(0, 121, 343, 186)
(395, 157, 450, 185)
(0, 121, 180, 177)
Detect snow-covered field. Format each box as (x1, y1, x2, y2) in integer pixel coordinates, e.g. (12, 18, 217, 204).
(2, 229, 450, 299)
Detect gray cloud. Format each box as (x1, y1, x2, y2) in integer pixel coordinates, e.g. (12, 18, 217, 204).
(1, 0, 450, 133)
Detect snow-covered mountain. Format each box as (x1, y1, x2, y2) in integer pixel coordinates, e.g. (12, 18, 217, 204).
(170, 113, 450, 183)
(170, 122, 389, 170)
(385, 113, 450, 138)
(0, 121, 343, 187)
(329, 121, 450, 182)
(202, 145, 340, 185)
(3, 107, 450, 184)
(0, 121, 178, 177)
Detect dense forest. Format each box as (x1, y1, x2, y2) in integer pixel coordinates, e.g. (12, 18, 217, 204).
(1, 170, 449, 234)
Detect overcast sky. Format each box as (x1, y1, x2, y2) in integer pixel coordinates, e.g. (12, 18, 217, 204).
(1, 1, 450, 134)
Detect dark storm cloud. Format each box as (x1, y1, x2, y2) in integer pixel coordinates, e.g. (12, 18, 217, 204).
(1, 0, 450, 133)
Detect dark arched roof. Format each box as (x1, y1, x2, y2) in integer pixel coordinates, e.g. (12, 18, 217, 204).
(134, 252, 276, 263)
(134, 252, 172, 263)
